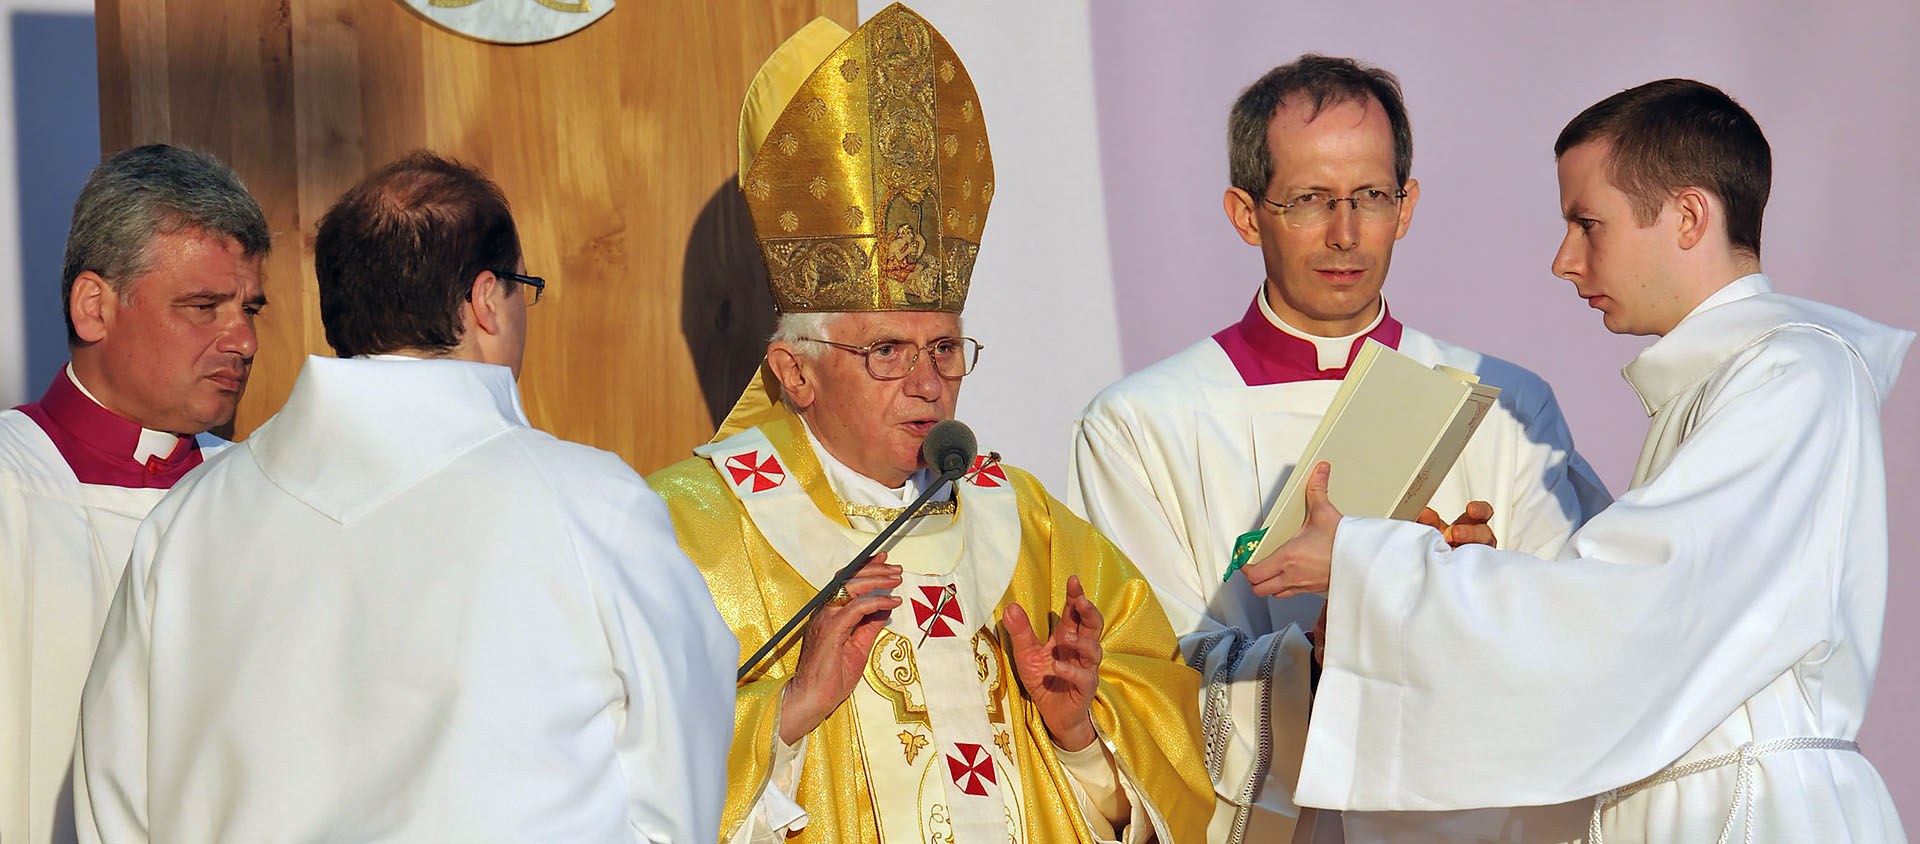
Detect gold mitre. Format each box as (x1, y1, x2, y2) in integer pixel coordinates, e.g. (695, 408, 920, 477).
(738, 3, 993, 314)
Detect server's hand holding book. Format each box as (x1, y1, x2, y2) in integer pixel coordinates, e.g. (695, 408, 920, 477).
(1222, 339, 1502, 585)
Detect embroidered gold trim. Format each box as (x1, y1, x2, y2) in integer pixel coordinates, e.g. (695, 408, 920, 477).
(973, 628, 1008, 726)
(863, 630, 931, 728)
(898, 728, 930, 764)
(842, 498, 957, 522)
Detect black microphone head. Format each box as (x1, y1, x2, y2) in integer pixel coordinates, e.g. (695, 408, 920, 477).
(922, 419, 978, 478)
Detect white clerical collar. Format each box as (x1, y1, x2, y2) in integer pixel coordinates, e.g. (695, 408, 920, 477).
(799, 417, 951, 509)
(65, 363, 182, 464)
(1674, 273, 1772, 327)
(358, 353, 430, 362)
(1258, 290, 1385, 370)
(1622, 273, 1775, 415)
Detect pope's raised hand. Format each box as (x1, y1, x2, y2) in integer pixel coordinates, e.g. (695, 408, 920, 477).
(1243, 462, 1341, 600)
(1003, 575, 1103, 752)
(1416, 500, 1497, 548)
(779, 554, 902, 745)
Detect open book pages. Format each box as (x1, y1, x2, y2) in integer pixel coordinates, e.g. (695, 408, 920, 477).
(1227, 339, 1502, 577)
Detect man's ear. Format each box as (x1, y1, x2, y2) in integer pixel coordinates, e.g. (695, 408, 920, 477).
(1223, 187, 1264, 247)
(1673, 186, 1711, 251)
(467, 270, 503, 337)
(766, 344, 816, 410)
(1393, 177, 1420, 241)
(69, 271, 115, 344)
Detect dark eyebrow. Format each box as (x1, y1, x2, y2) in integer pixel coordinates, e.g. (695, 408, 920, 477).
(1280, 183, 1392, 194)
(174, 289, 269, 308)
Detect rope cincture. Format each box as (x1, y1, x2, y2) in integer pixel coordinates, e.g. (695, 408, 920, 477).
(1587, 737, 1859, 844)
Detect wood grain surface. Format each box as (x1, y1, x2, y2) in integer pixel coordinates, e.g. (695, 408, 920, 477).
(96, 0, 851, 473)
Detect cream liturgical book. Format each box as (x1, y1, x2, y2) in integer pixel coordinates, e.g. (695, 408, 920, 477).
(1226, 339, 1502, 578)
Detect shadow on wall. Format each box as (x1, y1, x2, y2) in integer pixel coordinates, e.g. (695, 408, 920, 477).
(681, 176, 775, 429)
(12, 11, 100, 400)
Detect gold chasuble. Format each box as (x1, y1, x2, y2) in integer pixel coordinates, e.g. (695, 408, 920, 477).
(648, 402, 1209, 843)
(657, 6, 1208, 840)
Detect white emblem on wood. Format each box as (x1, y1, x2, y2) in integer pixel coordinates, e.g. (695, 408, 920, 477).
(400, 0, 615, 45)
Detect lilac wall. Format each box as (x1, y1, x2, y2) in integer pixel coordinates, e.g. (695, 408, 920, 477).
(1088, 0, 1920, 818)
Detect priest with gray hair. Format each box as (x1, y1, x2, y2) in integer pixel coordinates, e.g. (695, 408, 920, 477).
(1, 143, 268, 844)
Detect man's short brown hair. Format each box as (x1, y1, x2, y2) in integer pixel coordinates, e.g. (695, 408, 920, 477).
(1555, 78, 1771, 257)
(1228, 54, 1413, 196)
(314, 151, 521, 359)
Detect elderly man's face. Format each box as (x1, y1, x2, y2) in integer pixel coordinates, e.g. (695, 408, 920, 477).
(791, 311, 962, 488)
(82, 229, 265, 434)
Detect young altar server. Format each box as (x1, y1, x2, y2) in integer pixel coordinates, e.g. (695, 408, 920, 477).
(1253, 79, 1912, 843)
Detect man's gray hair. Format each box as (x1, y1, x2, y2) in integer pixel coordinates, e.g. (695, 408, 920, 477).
(769, 311, 847, 361)
(61, 144, 271, 344)
(767, 311, 966, 361)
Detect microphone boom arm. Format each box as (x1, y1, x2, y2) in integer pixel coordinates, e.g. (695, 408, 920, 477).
(735, 464, 966, 682)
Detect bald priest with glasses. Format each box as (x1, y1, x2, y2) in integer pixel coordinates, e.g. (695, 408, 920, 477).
(646, 5, 1209, 843)
(1067, 55, 1612, 844)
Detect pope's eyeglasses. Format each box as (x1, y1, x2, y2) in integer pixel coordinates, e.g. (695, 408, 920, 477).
(800, 336, 984, 380)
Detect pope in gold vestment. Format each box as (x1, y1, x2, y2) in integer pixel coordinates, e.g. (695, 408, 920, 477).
(658, 5, 1209, 840)
(649, 400, 1209, 843)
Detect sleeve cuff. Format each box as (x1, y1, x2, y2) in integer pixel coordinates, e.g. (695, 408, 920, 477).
(1054, 734, 1131, 838)
(749, 705, 811, 838)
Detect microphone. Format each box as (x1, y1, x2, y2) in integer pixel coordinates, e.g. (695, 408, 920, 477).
(736, 420, 978, 682)
(921, 419, 978, 479)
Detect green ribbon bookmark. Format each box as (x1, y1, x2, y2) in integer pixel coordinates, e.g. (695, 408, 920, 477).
(1222, 527, 1269, 582)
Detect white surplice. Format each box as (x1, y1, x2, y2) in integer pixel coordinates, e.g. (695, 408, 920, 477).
(71, 355, 738, 843)
(1304, 276, 1912, 843)
(1069, 295, 1610, 844)
(1, 370, 220, 844)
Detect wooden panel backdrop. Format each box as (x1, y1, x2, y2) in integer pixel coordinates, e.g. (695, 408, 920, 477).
(95, 0, 853, 472)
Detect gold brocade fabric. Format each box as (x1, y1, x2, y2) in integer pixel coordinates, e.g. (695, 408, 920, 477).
(842, 498, 956, 522)
(646, 404, 1212, 843)
(737, 3, 992, 314)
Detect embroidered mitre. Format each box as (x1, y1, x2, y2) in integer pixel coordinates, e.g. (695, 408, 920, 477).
(737, 2, 993, 314)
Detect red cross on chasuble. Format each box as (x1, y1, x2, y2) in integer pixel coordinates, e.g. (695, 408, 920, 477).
(947, 742, 997, 796)
(912, 584, 963, 639)
(722, 450, 786, 493)
(963, 454, 1008, 488)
